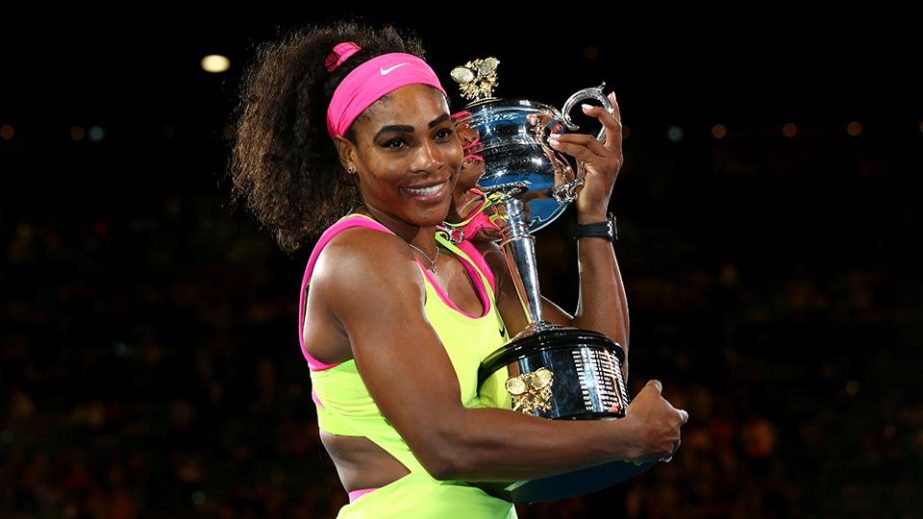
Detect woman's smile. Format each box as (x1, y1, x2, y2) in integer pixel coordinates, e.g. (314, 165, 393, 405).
(401, 179, 450, 202)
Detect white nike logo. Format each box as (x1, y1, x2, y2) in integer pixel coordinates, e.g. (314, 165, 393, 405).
(380, 63, 409, 75)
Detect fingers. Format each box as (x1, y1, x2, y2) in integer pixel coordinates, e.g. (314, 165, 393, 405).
(662, 408, 687, 463)
(547, 133, 607, 163)
(579, 91, 622, 149)
(548, 92, 624, 173)
(581, 92, 622, 142)
(660, 437, 682, 463)
(606, 91, 622, 130)
(646, 379, 663, 394)
(552, 132, 609, 157)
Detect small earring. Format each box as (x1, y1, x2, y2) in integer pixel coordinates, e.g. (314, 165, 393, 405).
(346, 165, 356, 175)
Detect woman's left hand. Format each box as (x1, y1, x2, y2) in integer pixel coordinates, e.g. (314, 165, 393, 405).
(548, 91, 623, 220)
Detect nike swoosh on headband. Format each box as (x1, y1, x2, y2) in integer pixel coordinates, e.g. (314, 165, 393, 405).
(380, 63, 409, 75)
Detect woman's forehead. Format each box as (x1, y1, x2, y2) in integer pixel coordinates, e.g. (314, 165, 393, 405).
(361, 85, 449, 128)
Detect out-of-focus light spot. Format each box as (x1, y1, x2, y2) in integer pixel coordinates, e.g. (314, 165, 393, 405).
(711, 124, 727, 139)
(1, 125, 14, 140)
(583, 46, 599, 61)
(89, 126, 105, 141)
(782, 123, 797, 138)
(201, 54, 230, 73)
(666, 125, 683, 142)
(70, 126, 86, 141)
(0, 431, 13, 445)
(114, 342, 129, 357)
(845, 380, 860, 395)
(191, 491, 206, 505)
(94, 220, 110, 236)
(162, 124, 176, 139)
(17, 224, 33, 239)
(847, 121, 862, 136)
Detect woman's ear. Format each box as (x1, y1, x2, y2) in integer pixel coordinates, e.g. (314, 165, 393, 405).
(333, 135, 356, 173)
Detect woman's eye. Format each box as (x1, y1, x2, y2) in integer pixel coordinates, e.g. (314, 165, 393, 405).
(437, 128, 455, 140)
(383, 138, 406, 149)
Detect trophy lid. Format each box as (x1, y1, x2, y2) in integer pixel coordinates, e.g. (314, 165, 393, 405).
(450, 57, 500, 103)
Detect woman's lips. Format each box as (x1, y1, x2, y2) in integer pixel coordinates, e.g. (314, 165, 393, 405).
(402, 182, 448, 202)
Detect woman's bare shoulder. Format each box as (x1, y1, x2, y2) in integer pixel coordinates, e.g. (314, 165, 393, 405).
(311, 228, 423, 303)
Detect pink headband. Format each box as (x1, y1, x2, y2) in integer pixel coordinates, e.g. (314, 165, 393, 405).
(325, 43, 447, 139)
(325, 42, 361, 72)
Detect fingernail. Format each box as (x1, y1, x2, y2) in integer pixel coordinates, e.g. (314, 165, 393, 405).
(581, 103, 593, 112)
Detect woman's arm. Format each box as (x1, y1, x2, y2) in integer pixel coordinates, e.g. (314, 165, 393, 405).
(478, 236, 630, 379)
(313, 228, 680, 482)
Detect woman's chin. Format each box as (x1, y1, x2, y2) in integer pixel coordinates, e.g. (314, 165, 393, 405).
(387, 200, 449, 229)
(415, 203, 451, 227)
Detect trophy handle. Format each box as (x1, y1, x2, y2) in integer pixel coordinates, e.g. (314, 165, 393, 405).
(552, 83, 614, 203)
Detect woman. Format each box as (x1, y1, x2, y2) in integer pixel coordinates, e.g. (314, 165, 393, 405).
(230, 21, 687, 518)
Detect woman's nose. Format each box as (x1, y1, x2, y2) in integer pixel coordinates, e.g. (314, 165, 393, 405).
(411, 140, 443, 173)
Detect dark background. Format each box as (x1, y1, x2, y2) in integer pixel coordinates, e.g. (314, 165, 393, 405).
(2, 9, 921, 518)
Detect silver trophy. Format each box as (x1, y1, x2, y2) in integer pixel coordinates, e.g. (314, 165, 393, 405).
(447, 58, 653, 502)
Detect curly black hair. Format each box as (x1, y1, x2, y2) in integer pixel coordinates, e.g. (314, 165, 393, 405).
(229, 20, 428, 253)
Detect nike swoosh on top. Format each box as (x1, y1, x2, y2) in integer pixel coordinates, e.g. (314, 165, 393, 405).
(380, 63, 409, 75)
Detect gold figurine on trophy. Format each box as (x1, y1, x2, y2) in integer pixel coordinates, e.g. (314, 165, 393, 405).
(450, 57, 500, 102)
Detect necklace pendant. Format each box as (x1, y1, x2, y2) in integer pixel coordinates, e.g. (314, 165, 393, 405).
(408, 242, 439, 273)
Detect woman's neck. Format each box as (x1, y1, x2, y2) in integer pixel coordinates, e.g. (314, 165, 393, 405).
(354, 205, 439, 251)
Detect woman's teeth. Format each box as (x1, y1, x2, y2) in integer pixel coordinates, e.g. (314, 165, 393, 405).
(405, 184, 443, 196)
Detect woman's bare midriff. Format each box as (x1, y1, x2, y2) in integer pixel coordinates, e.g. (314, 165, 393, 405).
(320, 431, 411, 492)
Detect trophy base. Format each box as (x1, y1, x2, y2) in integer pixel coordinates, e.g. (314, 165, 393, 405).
(476, 323, 642, 501)
(478, 323, 629, 419)
(475, 459, 656, 503)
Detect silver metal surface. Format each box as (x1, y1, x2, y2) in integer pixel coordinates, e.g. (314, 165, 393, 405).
(453, 84, 612, 232)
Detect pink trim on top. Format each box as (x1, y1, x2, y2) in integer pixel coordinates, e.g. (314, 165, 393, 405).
(454, 240, 497, 294)
(311, 388, 325, 408)
(299, 215, 394, 371)
(418, 252, 491, 319)
(348, 487, 379, 502)
(298, 214, 499, 370)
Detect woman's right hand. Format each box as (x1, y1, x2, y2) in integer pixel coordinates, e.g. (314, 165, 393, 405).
(613, 379, 688, 463)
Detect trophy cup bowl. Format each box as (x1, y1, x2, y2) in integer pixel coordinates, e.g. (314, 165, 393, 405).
(448, 59, 655, 502)
(454, 97, 577, 233)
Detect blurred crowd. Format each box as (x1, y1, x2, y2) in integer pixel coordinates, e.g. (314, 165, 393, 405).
(2, 124, 920, 517)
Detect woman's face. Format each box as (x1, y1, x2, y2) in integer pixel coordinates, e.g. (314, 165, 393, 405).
(345, 84, 463, 228)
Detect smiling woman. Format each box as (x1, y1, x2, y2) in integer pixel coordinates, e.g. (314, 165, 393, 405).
(229, 19, 687, 519)
(333, 84, 462, 237)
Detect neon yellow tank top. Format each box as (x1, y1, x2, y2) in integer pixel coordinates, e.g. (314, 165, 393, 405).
(301, 213, 513, 476)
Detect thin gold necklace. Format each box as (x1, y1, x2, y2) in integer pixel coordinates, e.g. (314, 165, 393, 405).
(407, 242, 439, 272)
(353, 208, 442, 272)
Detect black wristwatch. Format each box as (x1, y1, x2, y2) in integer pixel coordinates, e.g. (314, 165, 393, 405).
(571, 213, 617, 242)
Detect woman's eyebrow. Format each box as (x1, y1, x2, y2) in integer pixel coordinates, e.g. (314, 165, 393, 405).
(374, 113, 451, 140)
